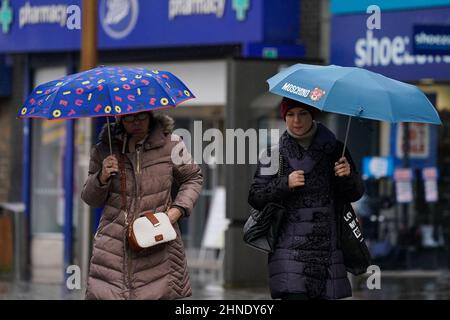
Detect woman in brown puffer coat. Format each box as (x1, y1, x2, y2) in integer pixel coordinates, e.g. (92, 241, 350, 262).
(81, 111, 203, 300)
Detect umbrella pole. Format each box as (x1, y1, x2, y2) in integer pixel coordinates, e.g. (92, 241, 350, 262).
(341, 115, 352, 159)
(106, 117, 118, 177)
(106, 116, 113, 155)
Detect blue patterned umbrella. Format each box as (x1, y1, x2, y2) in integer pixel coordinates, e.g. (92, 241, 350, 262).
(18, 65, 195, 153)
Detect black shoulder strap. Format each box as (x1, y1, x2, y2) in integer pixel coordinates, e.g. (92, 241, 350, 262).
(278, 153, 284, 178)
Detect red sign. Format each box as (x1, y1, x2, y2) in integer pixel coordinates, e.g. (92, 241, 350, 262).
(396, 123, 430, 159)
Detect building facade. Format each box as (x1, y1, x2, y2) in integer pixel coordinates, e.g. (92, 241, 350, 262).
(0, 0, 329, 287)
(331, 0, 450, 269)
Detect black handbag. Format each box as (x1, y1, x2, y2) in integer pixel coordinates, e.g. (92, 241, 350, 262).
(243, 202, 285, 253)
(338, 202, 372, 275)
(243, 154, 285, 253)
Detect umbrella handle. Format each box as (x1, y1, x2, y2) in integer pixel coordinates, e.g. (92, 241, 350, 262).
(106, 117, 117, 177)
(341, 115, 352, 160)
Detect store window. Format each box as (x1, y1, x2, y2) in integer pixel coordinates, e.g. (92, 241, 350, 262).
(31, 67, 67, 234)
(31, 119, 66, 233)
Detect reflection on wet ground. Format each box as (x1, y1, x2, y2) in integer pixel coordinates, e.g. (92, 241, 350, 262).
(1, 271, 449, 300)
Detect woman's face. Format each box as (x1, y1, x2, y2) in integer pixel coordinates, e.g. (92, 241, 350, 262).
(120, 112, 150, 137)
(285, 107, 313, 136)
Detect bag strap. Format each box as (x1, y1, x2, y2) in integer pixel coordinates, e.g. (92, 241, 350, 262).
(119, 152, 172, 223)
(165, 196, 172, 213)
(119, 153, 127, 210)
(119, 153, 133, 225)
(278, 152, 284, 178)
(278, 152, 285, 206)
(144, 211, 161, 227)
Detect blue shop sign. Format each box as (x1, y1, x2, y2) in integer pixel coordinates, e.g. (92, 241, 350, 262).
(331, 7, 450, 81)
(0, 0, 301, 54)
(413, 25, 450, 55)
(362, 156, 394, 180)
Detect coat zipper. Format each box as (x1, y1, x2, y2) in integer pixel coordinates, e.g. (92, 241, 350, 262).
(137, 147, 141, 174)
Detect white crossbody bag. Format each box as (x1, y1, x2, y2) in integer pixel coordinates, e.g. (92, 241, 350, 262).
(119, 153, 177, 251)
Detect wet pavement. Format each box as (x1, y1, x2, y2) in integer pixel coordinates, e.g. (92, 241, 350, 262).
(1, 271, 450, 300)
(350, 271, 450, 300)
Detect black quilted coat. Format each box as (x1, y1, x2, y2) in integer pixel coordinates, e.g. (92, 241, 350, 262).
(248, 123, 364, 299)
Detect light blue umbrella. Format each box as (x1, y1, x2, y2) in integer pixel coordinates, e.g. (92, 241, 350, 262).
(267, 63, 442, 157)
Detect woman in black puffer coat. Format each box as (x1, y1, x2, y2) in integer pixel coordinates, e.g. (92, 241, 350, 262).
(248, 97, 365, 300)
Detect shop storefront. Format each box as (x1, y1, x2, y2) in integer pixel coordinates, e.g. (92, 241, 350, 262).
(0, 0, 305, 283)
(331, 0, 450, 269)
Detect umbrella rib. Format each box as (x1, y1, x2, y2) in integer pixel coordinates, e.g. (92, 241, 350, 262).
(143, 72, 177, 105)
(315, 70, 350, 115)
(41, 89, 59, 118)
(369, 73, 396, 122)
(267, 64, 306, 90)
(331, 68, 395, 121)
(311, 67, 358, 115)
(47, 80, 73, 119)
(105, 79, 118, 117)
(49, 71, 92, 119)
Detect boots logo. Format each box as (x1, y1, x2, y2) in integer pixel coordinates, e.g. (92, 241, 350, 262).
(100, 0, 139, 39)
(0, 0, 13, 34)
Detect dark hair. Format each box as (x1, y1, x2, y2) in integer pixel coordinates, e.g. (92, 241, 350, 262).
(280, 97, 319, 120)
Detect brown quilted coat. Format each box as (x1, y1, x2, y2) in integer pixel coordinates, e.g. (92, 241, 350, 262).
(81, 114, 203, 300)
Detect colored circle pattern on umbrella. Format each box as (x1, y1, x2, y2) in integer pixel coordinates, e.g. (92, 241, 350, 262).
(18, 66, 195, 120)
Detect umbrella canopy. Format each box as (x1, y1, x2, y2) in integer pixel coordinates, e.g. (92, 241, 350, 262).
(267, 63, 441, 125)
(18, 66, 195, 157)
(18, 66, 195, 120)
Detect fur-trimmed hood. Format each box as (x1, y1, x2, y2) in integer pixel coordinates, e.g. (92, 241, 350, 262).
(98, 113, 175, 152)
